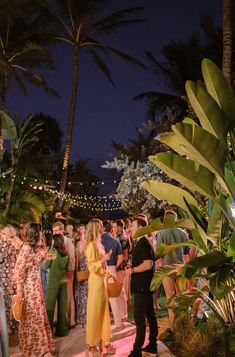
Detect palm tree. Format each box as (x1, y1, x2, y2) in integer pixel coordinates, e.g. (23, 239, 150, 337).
(222, 0, 233, 83)
(135, 15, 223, 121)
(48, 0, 146, 205)
(0, 0, 58, 148)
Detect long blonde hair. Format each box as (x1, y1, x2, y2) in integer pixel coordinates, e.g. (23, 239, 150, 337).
(85, 219, 105, 256)
(86, 219, 103, 245)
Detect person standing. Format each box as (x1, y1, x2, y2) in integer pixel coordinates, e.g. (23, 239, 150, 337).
(52, 221, 76, 328)
(0, 226, 22, 347)
(126, 217, 158, 357)
(156, 209, 189, 325)
(44, 234, 73, 336)
(13, 223, 54, 357)
(101, 221, 123, 329)
(85, 219, 116, 356)
(74, 225, 88, 328)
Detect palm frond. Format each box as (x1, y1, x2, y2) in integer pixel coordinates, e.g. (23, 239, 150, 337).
(106, 46, 146, 69)
(87, 48, 114, 85)
(22, 71, 59, 97)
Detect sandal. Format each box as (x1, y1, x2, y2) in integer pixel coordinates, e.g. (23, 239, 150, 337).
(85, 345, 100, 357)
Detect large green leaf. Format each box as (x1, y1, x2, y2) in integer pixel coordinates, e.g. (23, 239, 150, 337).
(149, 152, 216, 199)
(187, 251, 232, 270)
(202, 58, 235, 128)
(172, 123, 227, 181)
(185, 80, 229, 140)
(210, 265, 232, 299)
(155, 242, 194, 259)
(191, 228, 209, 253)
(0, 111, 17, 140)
(133, 216, 195, 238)
(150, 265, 177, 291)
(224, 166, 235, 202)
(207, 199, 223, 245)
(227, 232, 235, 262)
(141, 181, 198, 213)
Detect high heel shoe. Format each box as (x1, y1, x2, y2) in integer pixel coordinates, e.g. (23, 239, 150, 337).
(85, 345, 100, 357)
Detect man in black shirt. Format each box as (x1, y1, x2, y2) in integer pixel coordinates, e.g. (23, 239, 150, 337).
(126, 217, 158, 357)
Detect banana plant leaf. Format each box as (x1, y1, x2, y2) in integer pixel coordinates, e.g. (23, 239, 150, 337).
(227, 232, 235, 262)
(202, 58, 235, 128)
(141, 181, 198, 213)
(150, 265, 177, 291)
(132, 215, 195, 239)
(209, 265, 233, 300)
(207, 199, 223, 246)
(224, 166, 235, 202)
(185, 80, 229, 140)
(0, 111, 17, 140)
(172, 123, 227, 183)
(149, 152, 216, 199)
(191, 228, 209, 253)
(155, 242, 194, 259)
(183, 197, 208, 232)
(184, 251, 233, 279)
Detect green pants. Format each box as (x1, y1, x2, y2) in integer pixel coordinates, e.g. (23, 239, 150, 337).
(45, 283, 68, 336)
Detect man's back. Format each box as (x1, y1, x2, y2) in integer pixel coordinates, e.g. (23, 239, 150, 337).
(156, 228, 188, 265)
(101, 232, 122, 266)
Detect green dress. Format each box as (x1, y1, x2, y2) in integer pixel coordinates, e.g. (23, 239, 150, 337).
(43, 249, 72, 336)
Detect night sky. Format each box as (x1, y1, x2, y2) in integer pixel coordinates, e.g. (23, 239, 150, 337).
(7, 0, 222, 188)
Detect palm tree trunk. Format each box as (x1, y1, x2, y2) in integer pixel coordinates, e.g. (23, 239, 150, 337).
(58, 46, 79, 208)
(222, 0, 232, 83)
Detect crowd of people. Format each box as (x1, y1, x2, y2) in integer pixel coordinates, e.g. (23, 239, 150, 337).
(0, 210, 191, 357)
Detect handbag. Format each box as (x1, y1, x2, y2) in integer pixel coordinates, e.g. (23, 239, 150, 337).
(11, 295, 23, 322)
(107, 275, 123, 298)
(77, 270, 89, 282)
(76, 254, 89, 282)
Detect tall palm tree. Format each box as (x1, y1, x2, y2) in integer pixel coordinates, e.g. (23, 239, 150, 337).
(48, 0, 146, 205)
(0, 0, 58, 148)
(222, 0, 233, 83)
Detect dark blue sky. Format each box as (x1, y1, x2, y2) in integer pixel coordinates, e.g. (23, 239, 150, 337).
(7, 0, 222, 185)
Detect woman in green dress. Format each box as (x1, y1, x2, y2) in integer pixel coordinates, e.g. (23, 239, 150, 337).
(44, 234, 73, 336)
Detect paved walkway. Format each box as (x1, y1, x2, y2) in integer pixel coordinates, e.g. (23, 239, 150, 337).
(9, 319, 175, 357)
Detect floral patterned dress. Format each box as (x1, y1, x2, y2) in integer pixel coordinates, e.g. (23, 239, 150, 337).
(74, 249, 88, 325)
(13, 244, 54, 357)
(0, 240, 19, 336)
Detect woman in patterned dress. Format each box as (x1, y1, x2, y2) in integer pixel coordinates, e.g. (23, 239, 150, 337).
(74, 225, 88, 327)
(0, 226, 21, 346)
(13, 223, 55, 357)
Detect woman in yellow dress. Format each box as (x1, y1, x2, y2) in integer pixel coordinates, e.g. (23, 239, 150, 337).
(85, 219, 116, 356)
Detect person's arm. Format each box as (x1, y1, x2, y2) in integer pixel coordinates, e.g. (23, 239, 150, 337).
(126, 259, 153, 275)
(115, 254, 123, 269)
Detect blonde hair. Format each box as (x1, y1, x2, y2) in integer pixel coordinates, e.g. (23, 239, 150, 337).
(52, 221, 64, 231)
(86, 219, 103, 245)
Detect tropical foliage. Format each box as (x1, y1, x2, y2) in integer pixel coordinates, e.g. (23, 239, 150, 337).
(134, 59, 235, 355)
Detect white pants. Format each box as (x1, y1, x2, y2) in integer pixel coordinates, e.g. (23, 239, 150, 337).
(116, 270, 127, 319)
(107, 265, 122, 327)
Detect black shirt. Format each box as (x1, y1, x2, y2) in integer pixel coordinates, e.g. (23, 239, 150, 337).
(131, 236, 155, 294)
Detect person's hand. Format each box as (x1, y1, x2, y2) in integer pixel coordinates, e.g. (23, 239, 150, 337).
(15, 290, 24, 304)
(104, 249, 112, 261)
(125, 264, 132, 276)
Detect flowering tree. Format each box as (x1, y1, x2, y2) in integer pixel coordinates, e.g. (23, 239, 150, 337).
(102, 156, 165, 215)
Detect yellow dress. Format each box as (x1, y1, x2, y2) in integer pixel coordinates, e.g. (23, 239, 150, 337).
(86, 242, 111, 346)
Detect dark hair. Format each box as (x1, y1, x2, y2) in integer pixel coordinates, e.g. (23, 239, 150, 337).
(25, 223, 41, 251)
(103, 220, 112, 233)
(43, 231, 53, 248)
(116, 220, 124, 229)
(53, 234, 67, 257)
(135, 218, 147, 228)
